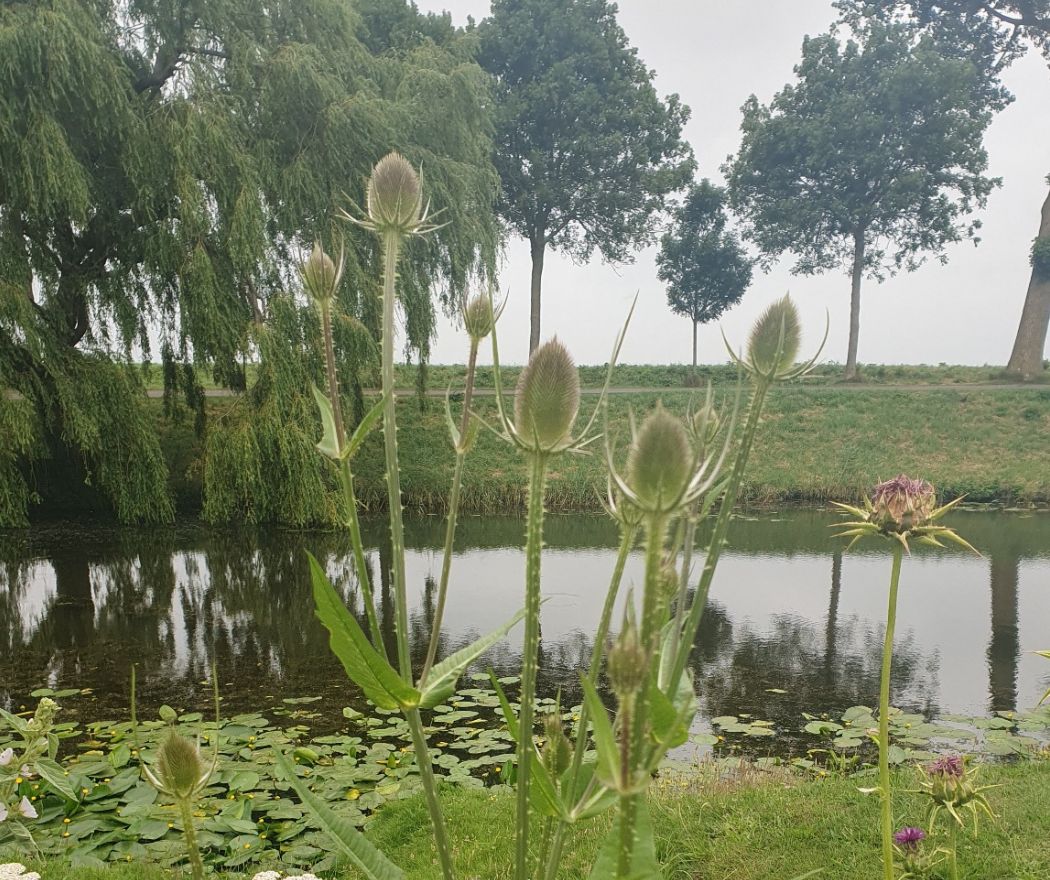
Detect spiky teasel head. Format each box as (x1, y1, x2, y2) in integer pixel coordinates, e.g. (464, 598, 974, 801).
(366, 152, 424, 234)
(606, 617, 648, 701)
(832, 475, 980, 555)
(724, 294, 825, 383)
(625, 404, 692, 512)
(540, 712, 573, 777)
(301, 241, 344, 304)
(462, 292, 497, 343)
(513, 338, 581, 453)
(687, 394, 722, 459)
(147, 731, 213, 801)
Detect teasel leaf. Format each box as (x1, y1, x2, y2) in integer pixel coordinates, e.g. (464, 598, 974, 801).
(311, 385, 345, 461)
(579, 675, 621, 791)
(443, 383, 461, 450)
(419, 608, 526, 709)
(308, 553, 420, 710)
(586, 796, 662, 880)
(275, 750, 405, 880)
(345, 394, 387, 460)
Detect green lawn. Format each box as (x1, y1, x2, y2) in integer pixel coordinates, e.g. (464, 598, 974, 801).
(7, 761, 1050, 878)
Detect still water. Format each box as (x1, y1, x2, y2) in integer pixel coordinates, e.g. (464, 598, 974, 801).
(1, 510, 1048, 734)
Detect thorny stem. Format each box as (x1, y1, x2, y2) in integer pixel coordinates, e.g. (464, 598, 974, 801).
(379, 230, 454, 880)
(616, 694, 636, 879)
(177, 797, 205, 880)
(421, 339, 480, 684)
(542, 525, 636, 880)
(668, 500, 700, 668)
(322, 300, 385, 652)
(668, 380, 770, 698)
(515, 451, 549, 880)
(879, 545, 904, 880)
(406, 707, 456, 880)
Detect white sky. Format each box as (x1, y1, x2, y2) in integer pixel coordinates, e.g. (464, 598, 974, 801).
(414, 0, 1050, 367)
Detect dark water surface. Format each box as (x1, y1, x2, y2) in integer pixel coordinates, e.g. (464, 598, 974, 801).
(2, 510, 1048, 735)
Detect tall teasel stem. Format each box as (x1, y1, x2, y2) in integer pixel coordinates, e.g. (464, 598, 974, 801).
(421, 337, 481, 684)
(878, 545, 904, 880)
(320, 298, 385, 652)
(667, 379, 770, 697)
(515, 451, 550, 880)
(177, 797, 205, 880)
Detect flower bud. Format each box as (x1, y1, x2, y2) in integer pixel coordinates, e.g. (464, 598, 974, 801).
(302, 243, 339, 303)
(689, 402, 721, 456)
(514, 338, 580, 452)
(626, 404, 692, 510)
(871, 475, 936, 532)
(606, 620, 648, 700)
(747, 295, 801, 379)
(156, 731, 206, 800)
(540, 713, 572, 777)
(462, 294, 495, 343)
(367, 152, 423, 234)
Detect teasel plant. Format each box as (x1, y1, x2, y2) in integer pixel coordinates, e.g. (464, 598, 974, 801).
(833, 478, 980, 880)
(292, 153, 524, 880)
(131, 667, 220, 880)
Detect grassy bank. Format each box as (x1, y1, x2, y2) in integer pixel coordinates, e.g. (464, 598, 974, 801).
(8, 761, 1050, 878)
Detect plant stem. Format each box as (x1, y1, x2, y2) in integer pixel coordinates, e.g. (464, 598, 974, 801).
(878, 545, 904, 880)
(668, 380, 769, 697)
(668, 502, 699, 667)
(379, 230, 412, 681)
(616, 695, 635, 879)
(177, 798, 204, 880)
(420, 340, 480, 685)
(949, 824, 960, 880)
(406, 707, 456, 880)
(321, 299, 385, 652)
(515, 451, 549, 880)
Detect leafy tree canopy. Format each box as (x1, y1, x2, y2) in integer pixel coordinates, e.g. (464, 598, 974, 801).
(724, 21, 1005, 376)
(0, 0, 500, 526)
(477, 0, 694, 350)
(657, 181, 752, 366)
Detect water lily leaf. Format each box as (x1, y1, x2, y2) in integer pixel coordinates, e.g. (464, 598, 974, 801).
(309, 553, 420, 710)
(274, 750, 404, 880)
(419, 608, 526, 709)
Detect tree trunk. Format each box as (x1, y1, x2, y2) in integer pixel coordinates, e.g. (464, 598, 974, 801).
(845, 229, 865, 381)
(691, 319, 698, 371)
(1005, 186, 1050, 380)
(988, 554, 1020, 714)
(529, 234, 545, 354)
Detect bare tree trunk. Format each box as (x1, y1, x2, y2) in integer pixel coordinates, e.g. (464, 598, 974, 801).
(988, 554, 1020, 714)
(529, 235, 545, 354)
(691, 319, 698, 371)
(845, 229, 865, 381)
(1006, 186, 1050, 380)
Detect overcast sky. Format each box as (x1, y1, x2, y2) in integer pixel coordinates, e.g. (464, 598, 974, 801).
(412, 0, 1050, 367)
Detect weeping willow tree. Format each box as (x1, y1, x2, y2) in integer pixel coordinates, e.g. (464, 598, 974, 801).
(0, 0, 499, 526)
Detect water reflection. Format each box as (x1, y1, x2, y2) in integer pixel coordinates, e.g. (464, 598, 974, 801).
(1, 511, 1048, 732)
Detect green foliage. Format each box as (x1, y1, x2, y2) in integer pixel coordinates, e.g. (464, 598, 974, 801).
(657, 181, 753, 344)
(1032, 236, 1050, 281)
(0, 0, 499, 524)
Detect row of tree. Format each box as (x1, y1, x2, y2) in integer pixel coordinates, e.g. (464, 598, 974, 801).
(1, 0, 1048, 525)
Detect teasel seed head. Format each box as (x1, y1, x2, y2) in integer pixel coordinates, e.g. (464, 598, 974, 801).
(514, 338, 580, 453)
(606, 619, 648, 700)
(540, 713, 573, 777)
(626, 404, 692, 511)
(462, 293, 495, 343)
(302, 242, 340, 303)
(747, 295, 801, 380)
(367, 152, 423, 235)
(155, 731, 207, 800)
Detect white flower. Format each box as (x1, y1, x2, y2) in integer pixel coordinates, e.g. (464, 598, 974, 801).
(19, 765, 33, 780)
(17, 797, 37, 820)
(251, 873, 282, 880)
(0, 748, 13, 766)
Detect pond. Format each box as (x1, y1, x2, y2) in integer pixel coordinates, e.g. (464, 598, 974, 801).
(2, 509, 1048, 745)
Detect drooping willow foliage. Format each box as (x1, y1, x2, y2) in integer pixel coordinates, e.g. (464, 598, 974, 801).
(0, 0, 499, 525)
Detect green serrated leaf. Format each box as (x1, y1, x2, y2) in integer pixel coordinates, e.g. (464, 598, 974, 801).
(346, 393, 386, 459)
(274, 750, 404, 880)
(420, 608, 525, 709)
(311, 385, 344, 460)
(34, 757, 78, 801)
(309, 553, 419, 710)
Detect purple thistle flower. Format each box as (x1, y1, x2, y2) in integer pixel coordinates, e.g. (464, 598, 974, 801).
(871, 475, 936, 530)
(928, 754, 964, 778)
(893, 827, 926, 849)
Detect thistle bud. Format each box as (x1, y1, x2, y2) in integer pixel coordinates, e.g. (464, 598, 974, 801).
(462, 294, 495, 343)
(367, 152, 423, 234)
(155, 731, 206, 800)
(514, 338, 580, 452)
(747, 295, 801, 379)
(302, 243, 339, 303)
(606, 620, 648, 700)
(871, 475, 936, 533)
(626, 404, 692, 511)
(540, 713, 572, 777)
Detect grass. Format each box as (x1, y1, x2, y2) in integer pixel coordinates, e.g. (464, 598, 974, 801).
(7, 760, 1050, 878)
